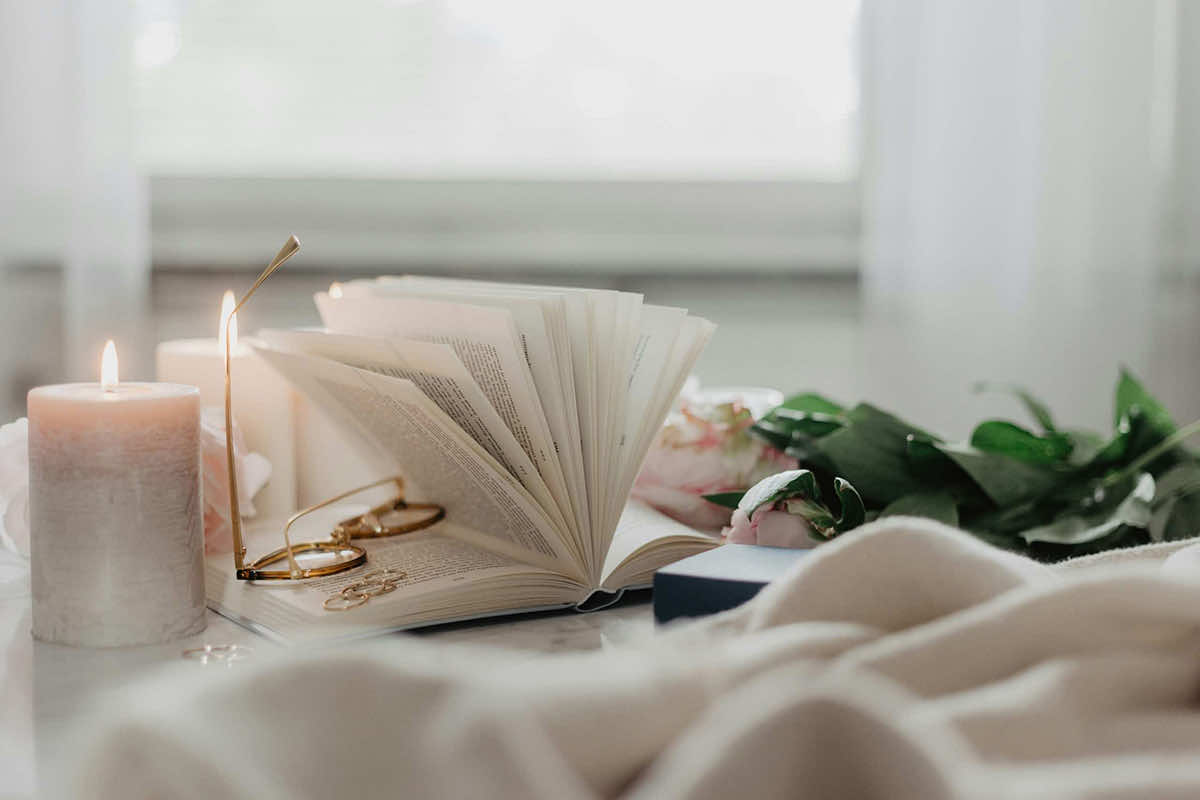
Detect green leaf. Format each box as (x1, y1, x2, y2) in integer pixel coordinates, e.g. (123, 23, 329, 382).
(777, 392, 845, 415)
(969, 420, 1074, 464)
(1115, 367, 1175, 439)
(1064, 429, 1106, 467)
(1019, 473, 1155, 546)
(967, 527, 1028, 553)
(782, 496, 837, 536)
(923, 441, 1064, 508)
(1086, 406, 1148, 471)
(966, 499, 1044, 536)
(1083, 407, 1197, 490)
(1148, 462, 1200, 542)
(701, 491, 745, 510)
(777, 477, 864, 539)
(1027, 524, 1151, 562)
(749, 420, 792, 452)
(1151, 462, 1200, 503)
(833, 477, 866, 531)
(903, 436, 988, 506)
(765, 408, 844, 437)
(781, 433, 837, 471)
(879, 490, 959, 526)
(1160, 492, 1200, 541)
(816, 404, 939, 505)
(973, 382, 1058, 432)
(1100, 418, 1200, 489)
(750, 418, 839, 473)
(742, 375, 1192, 561)
(737, 469, 822, 515)
(913, 420, 1080, 517)
(757, 394, 846, 444)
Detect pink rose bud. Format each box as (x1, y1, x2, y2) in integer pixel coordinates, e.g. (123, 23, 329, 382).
(724, 506, 818, 549)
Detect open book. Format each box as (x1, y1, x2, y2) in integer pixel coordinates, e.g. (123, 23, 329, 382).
(206, 276, 721, 643)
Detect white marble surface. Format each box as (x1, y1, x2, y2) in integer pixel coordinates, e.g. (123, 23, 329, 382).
(0, 583, 655, 799)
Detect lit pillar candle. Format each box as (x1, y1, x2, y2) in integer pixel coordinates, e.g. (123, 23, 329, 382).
(29, 341, 205, 647)
(155, 291, 296, 519)
(290, 284, 384, 505)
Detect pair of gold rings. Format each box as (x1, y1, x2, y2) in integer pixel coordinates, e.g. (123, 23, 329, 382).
(322, 567, 409, 611)
(182, 643, 254, 663)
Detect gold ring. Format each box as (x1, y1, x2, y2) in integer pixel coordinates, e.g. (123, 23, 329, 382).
(323, 591, 368, 611)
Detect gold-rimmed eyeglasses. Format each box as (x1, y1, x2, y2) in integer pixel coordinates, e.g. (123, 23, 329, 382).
(224, 235, 446, 581)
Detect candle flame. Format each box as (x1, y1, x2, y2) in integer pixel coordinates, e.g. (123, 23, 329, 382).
(329, 282, 344, 299)
(101, 340, 119, 390)
(218, 290, 238, 350)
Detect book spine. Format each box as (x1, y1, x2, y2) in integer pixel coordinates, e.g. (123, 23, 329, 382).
(574, 588, 627, 612)
(652, 574, 767, 624)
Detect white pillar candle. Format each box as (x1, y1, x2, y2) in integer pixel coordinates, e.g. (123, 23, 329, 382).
(294, 394, 389, 508)
(29, 342, 205, 647)
(155, 292, 296, 520)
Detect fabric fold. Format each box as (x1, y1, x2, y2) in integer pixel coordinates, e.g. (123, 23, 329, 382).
(65, 516, 1200, 799)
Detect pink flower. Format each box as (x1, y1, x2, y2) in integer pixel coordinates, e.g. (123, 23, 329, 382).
(724, 506, 818, 549)
(200, 408, 271, 554)
(0, 418, 30, 559)
(0, 413, 273, 560)
(633, 483, 735, 530)
(632, 386, 794, 530)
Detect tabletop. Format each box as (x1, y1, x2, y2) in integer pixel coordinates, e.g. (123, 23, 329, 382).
(0, 584, 656, 799)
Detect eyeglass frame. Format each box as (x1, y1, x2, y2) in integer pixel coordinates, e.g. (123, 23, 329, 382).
(223, 235, 445, 581)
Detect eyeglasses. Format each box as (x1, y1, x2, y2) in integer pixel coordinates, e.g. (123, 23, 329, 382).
(224, 235, 445, 581)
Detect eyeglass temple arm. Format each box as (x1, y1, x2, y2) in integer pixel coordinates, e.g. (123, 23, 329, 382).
(226, 235, 301, 573)
(281, 476, 406, 544)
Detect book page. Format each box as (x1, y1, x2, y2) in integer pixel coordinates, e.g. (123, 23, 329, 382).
(254, 527, 556, 617)
(258, 329, 570, 540)
(367, 279, 577, 463)
(206, 519, 586, 644)
(592, 291, 641, 547)
(315, 292, 577, 545)
(603, 312, 717, 541)
(363, 278, 589, 542)
(368, 279, 650, 567)
(255, 347, 584, 579)
(358, 278, 715, 584)
(599, 501, 721, 592)
(618, 305, 687, 474)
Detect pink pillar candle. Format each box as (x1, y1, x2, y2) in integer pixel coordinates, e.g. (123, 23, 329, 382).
(28, 381, 205, 647)
(155, 338, 295, 519)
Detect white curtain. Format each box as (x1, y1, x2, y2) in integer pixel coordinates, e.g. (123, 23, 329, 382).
(0, 0, 149, 383)
(857, 0, 1199, 434)
(860, 0, 1189, 303)
(1167, 1, 1200, 278)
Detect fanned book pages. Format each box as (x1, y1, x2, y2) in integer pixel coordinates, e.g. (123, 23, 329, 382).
(206, 277, 721, 643)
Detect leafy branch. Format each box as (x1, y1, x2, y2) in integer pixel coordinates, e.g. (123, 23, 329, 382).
(705, 369, 1200, 562)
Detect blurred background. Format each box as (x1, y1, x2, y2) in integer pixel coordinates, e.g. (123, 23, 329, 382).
(1, 0, 1198, 437)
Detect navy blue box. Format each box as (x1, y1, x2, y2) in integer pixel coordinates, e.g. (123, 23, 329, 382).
(653, 544, 810, 623)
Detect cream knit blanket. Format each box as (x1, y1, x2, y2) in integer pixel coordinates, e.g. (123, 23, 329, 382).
(69, 517, 1200, 799)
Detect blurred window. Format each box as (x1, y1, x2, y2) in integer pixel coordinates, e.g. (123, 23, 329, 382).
(134, 0, 861, 269)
